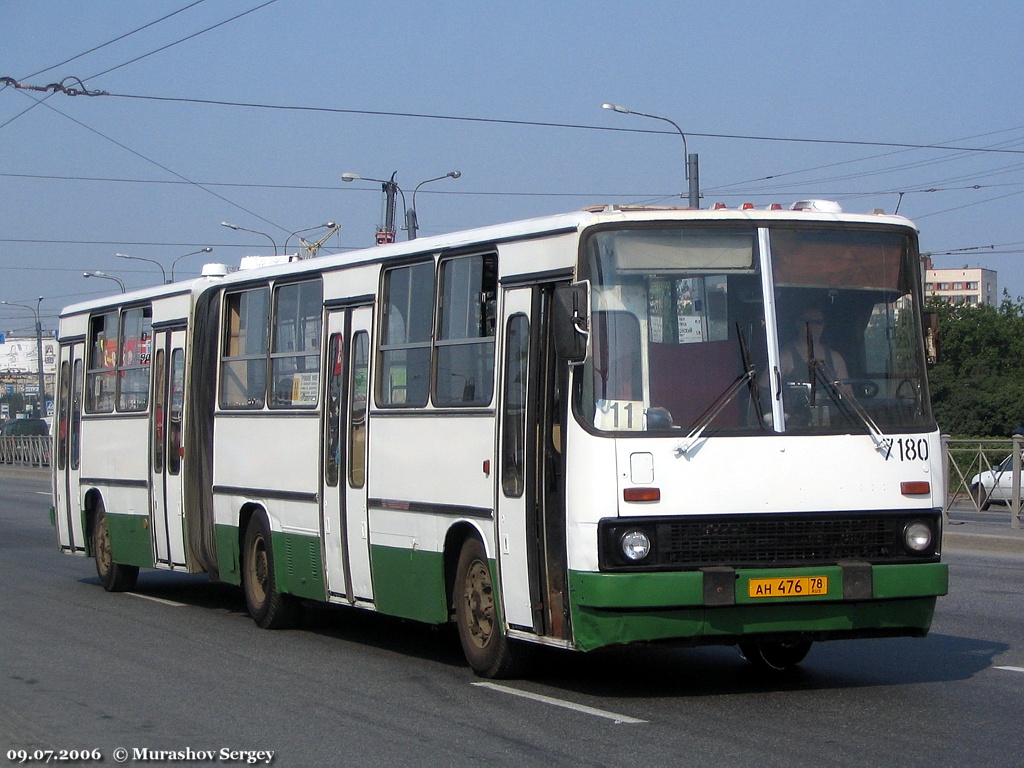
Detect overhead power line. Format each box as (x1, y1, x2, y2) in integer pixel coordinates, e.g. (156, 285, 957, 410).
(107, 92, 1024, 155)
(4, 78, 1024, 156)
(20, 0, 209, 80)
(84, 0, 281, 82)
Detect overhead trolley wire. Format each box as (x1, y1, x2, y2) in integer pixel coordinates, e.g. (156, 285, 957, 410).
(21, 0, 210, 81)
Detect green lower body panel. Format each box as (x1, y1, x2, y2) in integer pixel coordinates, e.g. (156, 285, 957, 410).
(214, 524, 241, 586)
(370, 544, 448, 624)
(569, 562, 948, 652)
(274, 531, 327, 602)
(106, 513, 155, 569)
(213, 524, 326, 602)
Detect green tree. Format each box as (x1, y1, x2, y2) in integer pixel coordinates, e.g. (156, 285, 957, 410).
(927, 295, 1024, 436)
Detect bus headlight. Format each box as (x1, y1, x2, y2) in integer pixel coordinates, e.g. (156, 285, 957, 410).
(621, 530, 652, 561)
(903, 520, 933, 553)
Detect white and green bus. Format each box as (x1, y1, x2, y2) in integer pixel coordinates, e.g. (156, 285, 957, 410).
(52, 201, 948, 677)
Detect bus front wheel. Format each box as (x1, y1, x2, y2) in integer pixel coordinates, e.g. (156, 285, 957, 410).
(91, 501, 139, 592)
(454, 537, 531, 679)
(739, 640, 812, 671)
(242, 512, 300, 629)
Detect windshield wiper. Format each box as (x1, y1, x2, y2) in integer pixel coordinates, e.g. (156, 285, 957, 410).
(737, 323, 764, 431)
(808, 364, 893, 457)
(677, 325, 762, 456)
(676, 370, 754, 456)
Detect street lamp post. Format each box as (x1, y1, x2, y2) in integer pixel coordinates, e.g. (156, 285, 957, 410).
(1, 297, 46, 418)
(170, 247, 213, 282)
(602, 102, 700, 208)
(406, 171, 461, 240)
(343, 172, 402, 244)
(221, 221, 278, 254)
(83, 270, 126, 293)
(116, 252, 166, 284)
(283, 223, 337, 257)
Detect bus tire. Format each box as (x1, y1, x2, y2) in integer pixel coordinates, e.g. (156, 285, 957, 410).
(91, 501, 139, 593)
(242, 511, 300, 630)
(454, 537, 532, 679)
(739, 639, 812, 671)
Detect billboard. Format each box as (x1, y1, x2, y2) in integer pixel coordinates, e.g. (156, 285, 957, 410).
(0, 337, 58, 375)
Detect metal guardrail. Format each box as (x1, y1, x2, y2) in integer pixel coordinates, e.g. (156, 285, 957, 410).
(943, 436, 1023, 529)
(0, 435, 51, 467)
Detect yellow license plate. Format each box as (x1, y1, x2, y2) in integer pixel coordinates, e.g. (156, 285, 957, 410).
(748, 576, 828, 599)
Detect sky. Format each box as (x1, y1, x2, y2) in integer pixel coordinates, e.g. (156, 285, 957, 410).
(2, 0, 1023, 338)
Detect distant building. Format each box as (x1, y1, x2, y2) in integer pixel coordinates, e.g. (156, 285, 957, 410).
(923, 258, 998, 306)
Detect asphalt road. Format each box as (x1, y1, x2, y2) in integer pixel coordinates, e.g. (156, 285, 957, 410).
(2, 472, 1022, 766)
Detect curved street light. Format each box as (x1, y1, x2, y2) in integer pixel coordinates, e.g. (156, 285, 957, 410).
(170, 247, 213, 282)
(407, 171, 461, 240)
(0, 297, 46, 417)
(343, 172, 403, 244)
(601, 102, 700, 208)
(116, 252, 166, 284)
(83, 270, 126, 293)
(283, 223, 337, 257)
(221, 221, 278, 254)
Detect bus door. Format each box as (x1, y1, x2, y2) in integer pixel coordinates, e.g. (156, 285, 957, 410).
(55, 342, 86, 552)
(149, 328, 188, 567)
(496, 284, 570, 640)
(321, 306, 374, 602)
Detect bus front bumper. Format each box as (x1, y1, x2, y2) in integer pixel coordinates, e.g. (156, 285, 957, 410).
(567, 562, 948, 652)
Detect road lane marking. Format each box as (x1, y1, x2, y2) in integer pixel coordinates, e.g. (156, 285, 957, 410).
(995, 666, 1024, 674)
(125, 592, 186, 607)
(472, 682, 647, 724)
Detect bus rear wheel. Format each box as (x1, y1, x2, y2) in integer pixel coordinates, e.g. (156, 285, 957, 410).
(91, 501, 139, 592)
(242, 512, 300, 629)
(454, 537, 531, 679)
(739, 639, 812, 671)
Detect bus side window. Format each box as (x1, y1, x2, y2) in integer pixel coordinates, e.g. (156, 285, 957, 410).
(168, 348, 184, 476)
(435, 253, 497, 407)
(501, 314, 529, 497)
(57, 360, 70, 470)
(378, 262, 433, 407)
(349, 331, 369, 488)
(220, 287, 269, 408)
(325, 333, 343, 488)
(86, 311, 117, 413)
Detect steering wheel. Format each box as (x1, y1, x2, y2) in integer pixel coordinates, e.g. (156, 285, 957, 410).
(839, 379, 879, 399)
(895, 378, 921, 412)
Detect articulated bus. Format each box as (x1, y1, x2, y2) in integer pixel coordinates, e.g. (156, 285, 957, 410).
(52, 201, 948, 677)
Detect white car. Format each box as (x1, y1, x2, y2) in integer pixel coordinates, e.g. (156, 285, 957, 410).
(969, 455, 1018, 510)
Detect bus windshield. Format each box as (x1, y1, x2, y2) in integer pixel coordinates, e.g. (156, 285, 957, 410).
(579, 224, 933, 436)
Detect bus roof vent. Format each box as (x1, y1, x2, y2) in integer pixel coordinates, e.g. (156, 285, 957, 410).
(791, 199, 843, 213)
(238, 254, 301, 271)
(201, 263, 230, 277)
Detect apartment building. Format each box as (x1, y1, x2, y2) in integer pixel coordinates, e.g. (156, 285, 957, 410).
(924, 264, 998, 307)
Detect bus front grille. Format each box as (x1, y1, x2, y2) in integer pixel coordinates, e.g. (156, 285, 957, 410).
(598, 511, 941, 571)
